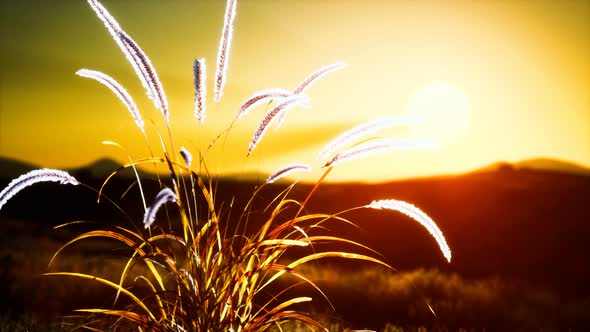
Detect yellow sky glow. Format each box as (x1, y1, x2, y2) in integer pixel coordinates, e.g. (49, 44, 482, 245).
(1, 0, 588, 182)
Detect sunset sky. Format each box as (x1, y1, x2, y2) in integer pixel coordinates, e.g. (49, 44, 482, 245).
(1, 0, 589, 182)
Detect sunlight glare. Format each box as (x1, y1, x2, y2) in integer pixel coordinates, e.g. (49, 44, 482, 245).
(406, 81, 471, 146)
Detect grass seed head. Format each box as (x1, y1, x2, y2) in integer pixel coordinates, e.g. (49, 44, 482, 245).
(8, 1, 454, 331)
(76, 69, 145, 133)
(87, 0, 168, 121)
(318, 115, 419, 160)
(214, 0, 237, 103)
(324, 139, 436, 168)
(143, 187, 177, 228)
(248, 94, 310, 155)
(179, 147, 193, 168)
(237, 88, 292, 119)
(267, 163, 312, 184)
(293, 62, 347, 94)
(368, 199, 452, 262)
(0, 169, 78, 211)
(193, 58, 207, 124)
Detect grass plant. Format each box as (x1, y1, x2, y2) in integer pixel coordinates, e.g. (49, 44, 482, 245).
(0, 0, 451, 330)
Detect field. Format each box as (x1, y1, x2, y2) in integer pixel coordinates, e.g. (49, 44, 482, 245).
(1, 160, 589, 331)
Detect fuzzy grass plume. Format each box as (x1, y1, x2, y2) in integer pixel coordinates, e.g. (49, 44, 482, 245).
(367, 199, 452, 262)
(0, 169, 78, 211)
(248, 94, 310, 155)
(87, 0, 168, 122)
(143, 187, 177, 228)
(193, 58, 207, 123)
(0, 1, 454, 331)
(266, 163, 312, 184)
(76, 69, 145, 133)
(117, 31, 169, 123)
(215, 0, 237, 103)
(293, 62, 347, 94)
(179, 147, 193, 168)
(237, 89, 292, 119)
(323, 139, 437, 168)
(240, 62, 346, 128)
(318, 115, 419, 160)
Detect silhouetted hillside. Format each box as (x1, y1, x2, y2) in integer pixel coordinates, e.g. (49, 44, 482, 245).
(304, 168, 590, 293)
(517, 158, 590, 175)
(70, 157, 125, 179)
(475, 157, 590, 175)
(1, 157, 589, 328)
(0, 157, 39, 179)
(3, 157, 588, 289)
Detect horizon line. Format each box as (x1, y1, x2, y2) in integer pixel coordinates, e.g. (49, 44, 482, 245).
(1, 155, 588, 184)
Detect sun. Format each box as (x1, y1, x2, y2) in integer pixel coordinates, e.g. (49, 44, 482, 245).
(405, 81, 471, 146)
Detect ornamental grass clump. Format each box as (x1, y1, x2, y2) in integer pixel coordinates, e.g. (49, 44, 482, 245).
(0, 0, 451, 330)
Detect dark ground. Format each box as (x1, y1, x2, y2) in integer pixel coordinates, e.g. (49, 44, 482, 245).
(1, 158, 589, 330)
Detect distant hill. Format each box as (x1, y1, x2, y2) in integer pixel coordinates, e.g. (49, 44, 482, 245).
(0, 157, 142, 182)
(2, 156, 588, 183)
(1, 155, 590, 328)
(475, 157, 589, 176)
(515, 157, 590, 175)
(0, 157, 39, 179)
(69, 157, 125, 179)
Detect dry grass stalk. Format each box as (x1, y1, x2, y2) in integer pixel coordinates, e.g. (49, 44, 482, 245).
(367, 199, 452, 262)
(76, 69, 144, 133)
(0, 1, 454, 330)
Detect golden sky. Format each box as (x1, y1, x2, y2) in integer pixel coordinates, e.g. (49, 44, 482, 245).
(1, 0, 589, 182)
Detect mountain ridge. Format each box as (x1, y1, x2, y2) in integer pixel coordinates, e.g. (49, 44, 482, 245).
(474, 157, 590, 176)
(0, 156, 588, 182)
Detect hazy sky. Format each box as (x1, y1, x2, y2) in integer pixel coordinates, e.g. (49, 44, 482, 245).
(1, 0, 589, 182)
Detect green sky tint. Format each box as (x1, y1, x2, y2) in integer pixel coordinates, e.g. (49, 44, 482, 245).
(1, 0, 589, 182)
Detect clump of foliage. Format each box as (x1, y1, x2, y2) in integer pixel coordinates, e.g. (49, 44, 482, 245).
(0, 1, 451, 331)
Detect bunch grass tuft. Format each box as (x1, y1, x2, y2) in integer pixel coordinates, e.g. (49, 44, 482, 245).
(0, 1, 453, 331)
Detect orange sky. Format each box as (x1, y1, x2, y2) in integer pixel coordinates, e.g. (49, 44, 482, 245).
(1, 1, 589, 182)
